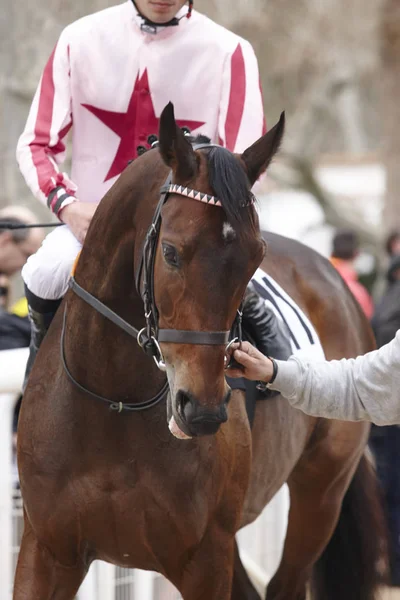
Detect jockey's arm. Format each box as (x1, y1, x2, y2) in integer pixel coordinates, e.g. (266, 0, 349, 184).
(16, 26, 78, 220)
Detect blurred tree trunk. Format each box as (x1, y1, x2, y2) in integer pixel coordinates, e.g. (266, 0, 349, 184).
(381, 0, 400, 233)
(0, 0, 14, 210)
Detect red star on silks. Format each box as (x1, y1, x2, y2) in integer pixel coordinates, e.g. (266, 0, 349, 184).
(82, 70, 206, 182)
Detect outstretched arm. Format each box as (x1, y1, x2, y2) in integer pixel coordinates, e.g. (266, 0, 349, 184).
(227, 332, 400, 425)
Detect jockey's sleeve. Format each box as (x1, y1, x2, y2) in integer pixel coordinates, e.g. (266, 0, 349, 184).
(218, 40, 266, 154)
(270, 330, 400, 426)
(16, 28, 77, 219)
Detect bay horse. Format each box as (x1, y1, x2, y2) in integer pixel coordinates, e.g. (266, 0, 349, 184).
(15, 103, 384, 600)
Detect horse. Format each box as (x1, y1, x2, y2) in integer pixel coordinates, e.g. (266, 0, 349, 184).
(14, 102, 385, 600)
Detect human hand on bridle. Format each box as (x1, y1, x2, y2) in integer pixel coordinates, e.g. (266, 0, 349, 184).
(225, 341, 275, 383)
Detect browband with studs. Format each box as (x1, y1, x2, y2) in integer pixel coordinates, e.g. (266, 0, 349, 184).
(162, 184, 222, 206)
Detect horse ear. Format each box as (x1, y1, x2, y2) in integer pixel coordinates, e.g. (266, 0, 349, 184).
(241, 112, 285, 186)
(158, 102, 197, 181)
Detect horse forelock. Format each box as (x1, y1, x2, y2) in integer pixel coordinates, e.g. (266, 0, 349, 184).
(204, 146, 256, 234)
(135, 135, 255, 234)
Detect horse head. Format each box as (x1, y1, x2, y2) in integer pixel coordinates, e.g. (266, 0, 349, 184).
(153, 103, 285, 439)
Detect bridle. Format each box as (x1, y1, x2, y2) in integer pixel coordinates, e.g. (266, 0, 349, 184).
(62, 143, 245, 412)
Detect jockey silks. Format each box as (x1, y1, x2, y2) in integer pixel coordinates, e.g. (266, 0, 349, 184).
(17, 1, 266, 218)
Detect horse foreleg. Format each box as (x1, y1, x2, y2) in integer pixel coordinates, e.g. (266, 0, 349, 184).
(265, 435, 363, 600)
(231, 540, 262, 600)
(13, 520, 88, 600)
(265, 473, 325, 600)
(177, 527, 235, 600)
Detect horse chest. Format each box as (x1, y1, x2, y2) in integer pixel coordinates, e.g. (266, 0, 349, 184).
(55, 453, 224, 570)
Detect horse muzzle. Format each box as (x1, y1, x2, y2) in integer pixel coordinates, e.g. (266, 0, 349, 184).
(170, 389, 230, 438)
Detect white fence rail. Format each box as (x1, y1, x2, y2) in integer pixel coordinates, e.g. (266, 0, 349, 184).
(0, 349, 289, 599)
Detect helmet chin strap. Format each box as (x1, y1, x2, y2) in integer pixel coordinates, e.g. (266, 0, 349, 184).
(132, 1, 193, 33)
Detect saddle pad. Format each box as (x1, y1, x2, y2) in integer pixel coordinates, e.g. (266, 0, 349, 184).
(228, 269, 326, 427)
(251, 268, 325, 361)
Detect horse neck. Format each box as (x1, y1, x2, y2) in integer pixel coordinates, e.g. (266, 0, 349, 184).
(64, 177, 166, 403)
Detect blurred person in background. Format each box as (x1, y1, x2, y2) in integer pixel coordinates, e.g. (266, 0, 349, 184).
(369, 235, 400, 587)
(385, 230, 400, 258)
(16, 0, 291, 388)
(330, 228, 374, 320)
(372, 254, 400, 348)
(0, 207, 44, 455)
(0, 206, 44, 349)
(0, 274, 10, 314)
(0, 207, 43, 283)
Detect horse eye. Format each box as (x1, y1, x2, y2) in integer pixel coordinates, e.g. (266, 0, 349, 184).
(162, 243, 180, 267)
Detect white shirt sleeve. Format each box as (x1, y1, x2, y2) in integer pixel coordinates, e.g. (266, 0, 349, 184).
(271, 330, 400, 425)
(16, 27, 77, 216)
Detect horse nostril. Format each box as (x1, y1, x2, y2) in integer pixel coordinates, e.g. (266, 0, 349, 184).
(176, 390, 229, 436)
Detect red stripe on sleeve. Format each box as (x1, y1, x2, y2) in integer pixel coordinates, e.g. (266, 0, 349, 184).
(29, 45, 68, 197)
(225, 44, 246, 151)
(259, 78, 267, 135)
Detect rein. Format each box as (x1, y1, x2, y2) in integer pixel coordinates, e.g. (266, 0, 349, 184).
(60, 302, 169, 413)
(62, 143, 244, 412)
(0, 221, 64, 230)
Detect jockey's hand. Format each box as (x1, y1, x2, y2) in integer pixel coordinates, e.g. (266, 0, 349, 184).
(59, 202, 98, 244)
(225, 341, 274, 382)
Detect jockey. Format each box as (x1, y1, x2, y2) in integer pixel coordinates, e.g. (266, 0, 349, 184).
(17, 0, 291, 383)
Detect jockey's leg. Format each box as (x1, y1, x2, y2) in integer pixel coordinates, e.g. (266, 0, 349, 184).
(21, 226, 82, 389)
(242, 286, 292, 362)
(22, 290, 61, 390)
